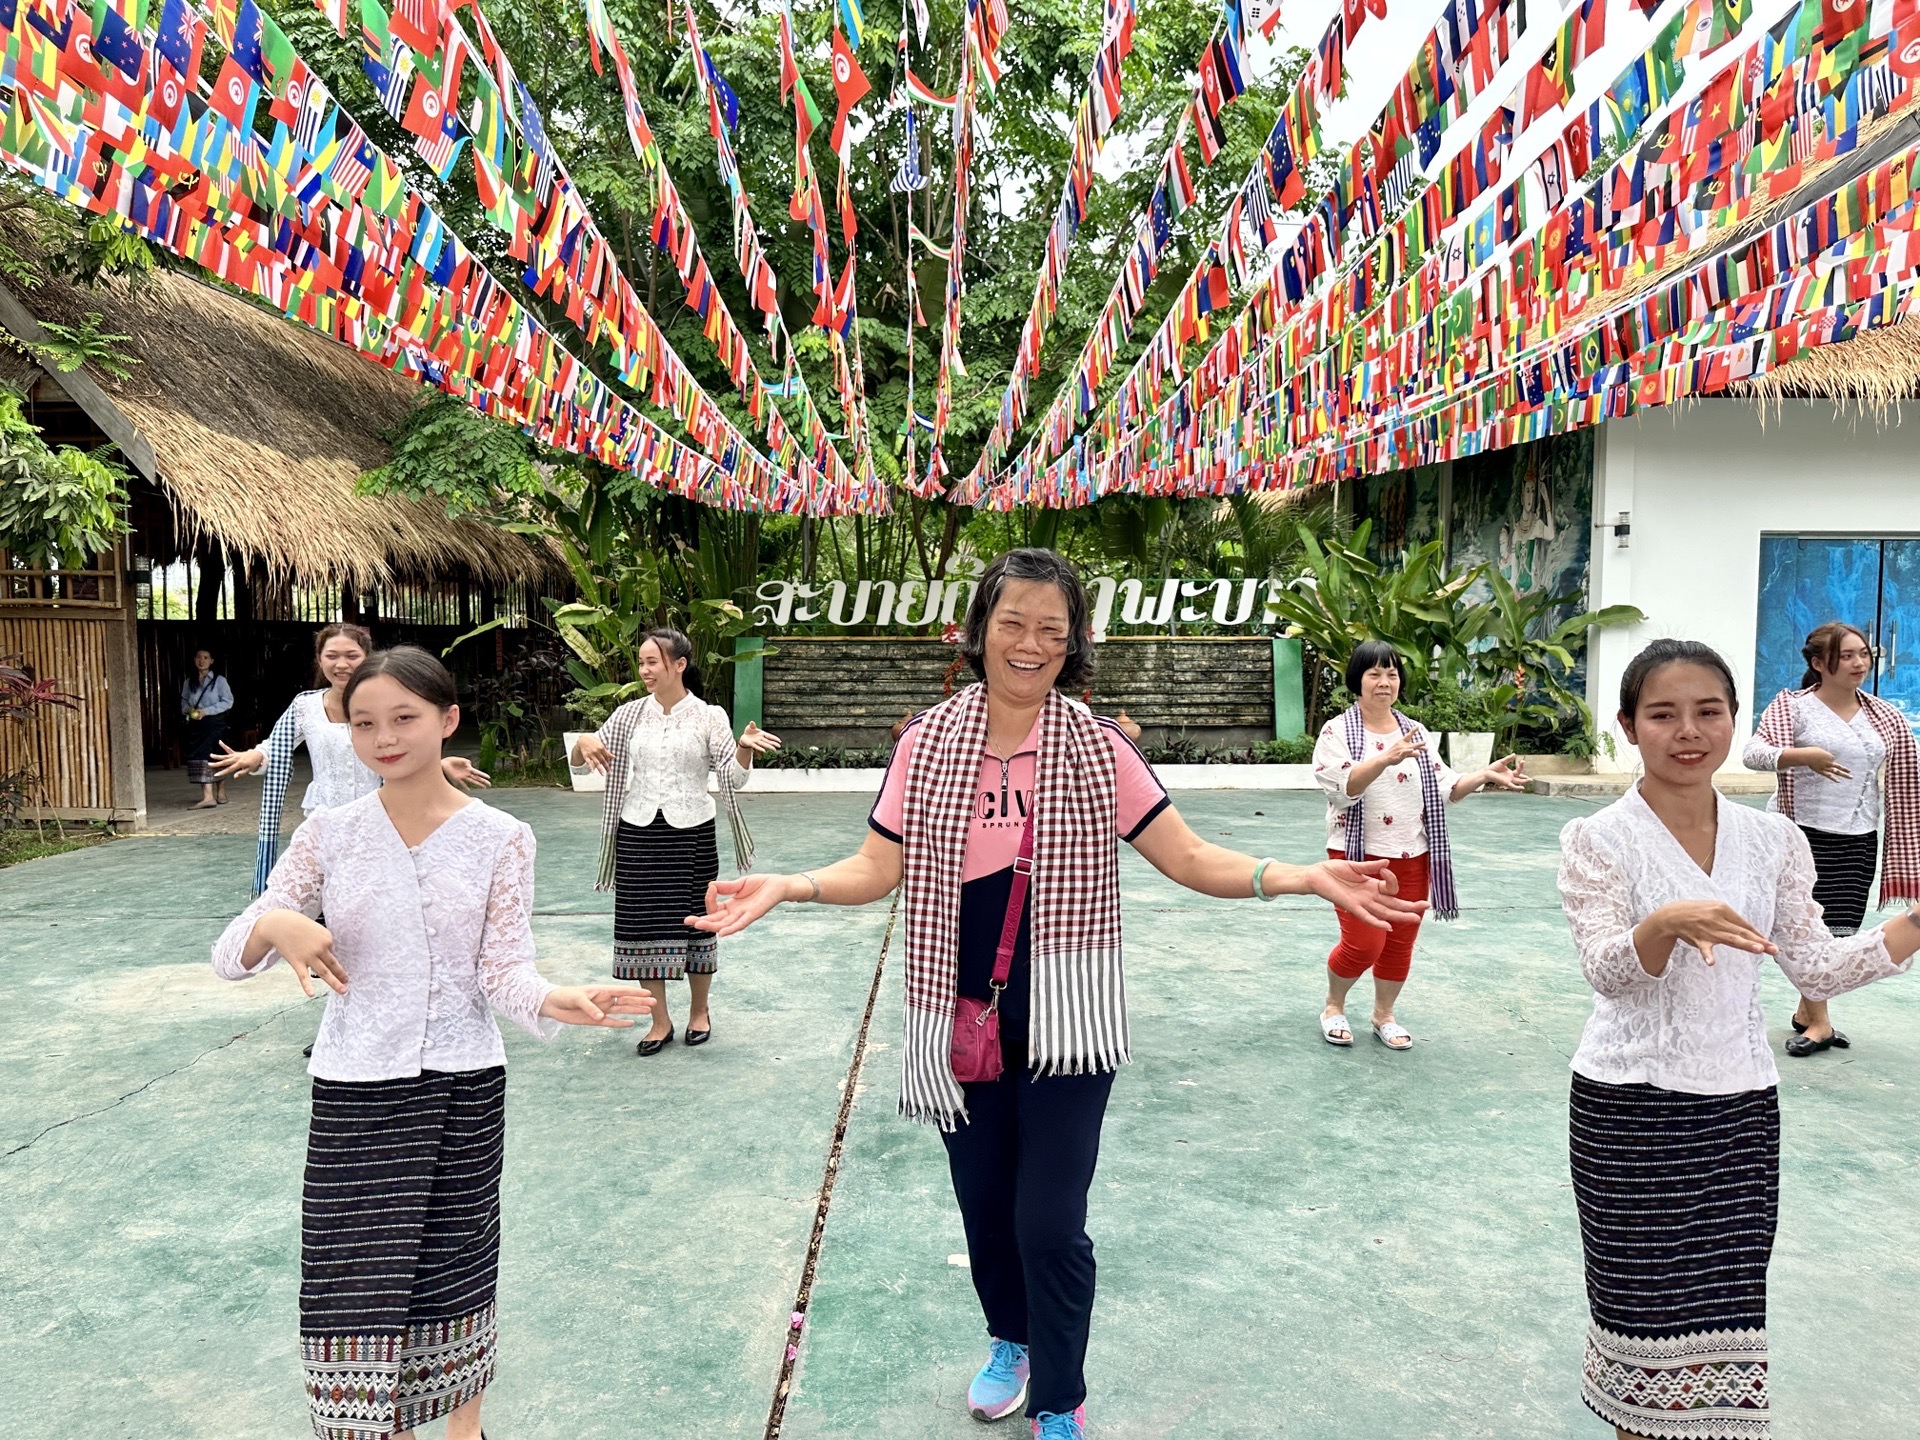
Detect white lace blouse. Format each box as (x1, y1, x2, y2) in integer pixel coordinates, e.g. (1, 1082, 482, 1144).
(281, 689, 381, 815)
(594, 694, 748, 829)
(1312, 718, 1459, 857)
(213, 793, 559, 1082)
(1741, 691, 1887, 835)
(1558, 785, 1910, 1095)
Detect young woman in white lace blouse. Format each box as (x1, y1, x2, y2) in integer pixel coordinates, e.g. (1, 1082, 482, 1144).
(1742, 621, 1920, 1058)
(1558, 639, 1920, 1440)
(212, 646, 650, 1440)
(570, 628, 781, 1054)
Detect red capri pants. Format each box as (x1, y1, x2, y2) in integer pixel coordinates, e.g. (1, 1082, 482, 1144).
(1327, 851, 1430, 983)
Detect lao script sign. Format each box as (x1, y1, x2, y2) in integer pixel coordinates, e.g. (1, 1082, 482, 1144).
(753, 577, 1290, 638)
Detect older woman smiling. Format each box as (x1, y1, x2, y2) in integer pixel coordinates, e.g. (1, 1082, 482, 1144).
(688, 548, 1422, 1440)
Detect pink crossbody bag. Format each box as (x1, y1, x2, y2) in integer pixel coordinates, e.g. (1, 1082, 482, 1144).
(949, 806, 1036, 1084)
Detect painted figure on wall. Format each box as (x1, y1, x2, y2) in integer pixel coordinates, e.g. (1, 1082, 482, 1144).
(1500, 451, 1560, 594)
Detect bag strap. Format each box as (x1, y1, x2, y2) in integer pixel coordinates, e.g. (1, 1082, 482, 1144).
(990, 803, 1037, 996)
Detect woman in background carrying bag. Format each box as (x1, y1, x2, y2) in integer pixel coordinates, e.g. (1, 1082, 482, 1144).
(687, 549, 1423, 1440)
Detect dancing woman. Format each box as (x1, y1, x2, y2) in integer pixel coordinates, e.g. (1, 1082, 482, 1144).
(1558, 639, 1919, 1440)
(212, 623, 487, 894)
(211, 646, 651, 1440)
(569, 628, 780, 1053)
(181, 647, 234, 809)
(1311, 641, 1527, 1049)
(1742, 621, 1920, 1057)
(688, 549, 1423, 1440)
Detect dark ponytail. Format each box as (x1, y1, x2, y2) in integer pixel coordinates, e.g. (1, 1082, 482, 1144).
(1618, 639, 1740, 721)
(1799, 621, 1870, 689)
(644, 627, 702, 699)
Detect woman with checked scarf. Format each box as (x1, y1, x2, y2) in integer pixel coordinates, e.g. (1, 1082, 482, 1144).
(688, 548, 1423, 1440)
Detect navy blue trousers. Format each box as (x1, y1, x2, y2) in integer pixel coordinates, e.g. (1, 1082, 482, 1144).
(940, 1065, 1115, 1418)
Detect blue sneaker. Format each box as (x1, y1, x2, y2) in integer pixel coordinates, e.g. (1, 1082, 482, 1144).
(1032, 1407, 1085, 1439)
(967, 1338, 1030, 1422)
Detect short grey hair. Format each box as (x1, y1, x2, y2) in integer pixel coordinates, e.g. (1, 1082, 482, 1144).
(958, 548, 1097, 691)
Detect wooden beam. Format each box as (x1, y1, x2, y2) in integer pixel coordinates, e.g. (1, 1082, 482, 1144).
(0, 280, 160, 480)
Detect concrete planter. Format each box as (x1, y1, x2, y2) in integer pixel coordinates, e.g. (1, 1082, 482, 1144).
(1447, 732, 1495, 771)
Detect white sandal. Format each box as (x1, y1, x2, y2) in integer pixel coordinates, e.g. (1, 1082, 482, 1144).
(1372, 1021, 1412, 1051)
(1320, 1011, 1354, 1047)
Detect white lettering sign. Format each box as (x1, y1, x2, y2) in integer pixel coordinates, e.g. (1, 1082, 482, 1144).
(754, 577, 1288, 638)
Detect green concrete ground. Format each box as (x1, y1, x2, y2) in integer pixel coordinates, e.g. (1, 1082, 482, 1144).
(2, 790, 1915, 1439)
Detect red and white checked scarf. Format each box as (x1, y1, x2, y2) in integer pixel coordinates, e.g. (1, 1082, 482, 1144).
(897, 684, 1123, 1127)
(1757, 686, 1920, 907)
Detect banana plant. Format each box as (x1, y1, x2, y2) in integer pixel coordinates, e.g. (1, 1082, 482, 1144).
(1466, 567, 1644, 750)
(1266, 521, 1489, 702)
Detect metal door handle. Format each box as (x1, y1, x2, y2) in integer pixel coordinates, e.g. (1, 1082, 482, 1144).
(1891, 619, 1899, 674)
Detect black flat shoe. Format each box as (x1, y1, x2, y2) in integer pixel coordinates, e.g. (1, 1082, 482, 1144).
(302, 1044, 314, 1057)
(1788, 1019, 1850, 1047)
(636, 1026, 675, 1056)
(684, 1026, 711, 1047)
(1785, 1033, 1836, 1057)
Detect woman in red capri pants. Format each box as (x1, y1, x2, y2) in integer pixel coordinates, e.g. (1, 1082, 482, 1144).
(1311, 641, 1528, 1048)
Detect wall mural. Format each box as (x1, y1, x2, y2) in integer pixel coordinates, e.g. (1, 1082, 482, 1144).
(1449, 431, 1594, 612)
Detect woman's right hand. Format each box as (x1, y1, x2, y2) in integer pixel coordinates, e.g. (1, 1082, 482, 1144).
(687, 873, 791, 937)
(1803, 747, 1850, 782)
(1306, 859, 1429, 930)
(255, 912, 348, 996)
(1382, 730, 1427, 766)
(1641, 900, 1778, 969)
(208, 743, 265, 778)
(573, 734, 613, 774)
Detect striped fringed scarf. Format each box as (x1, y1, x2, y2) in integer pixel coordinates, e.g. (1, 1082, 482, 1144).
(590, 696, 754, 892)
(897, 684, 1123, 1128)
(1340, 704, 1459, 921)
(1757, 685, 1920, 907)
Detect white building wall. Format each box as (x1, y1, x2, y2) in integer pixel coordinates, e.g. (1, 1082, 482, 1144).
(1585, 399, 1920, 773)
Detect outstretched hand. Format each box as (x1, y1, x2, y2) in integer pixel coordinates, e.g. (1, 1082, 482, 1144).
(687, 873, 789, 937)
(1479, 754, 1529, 791)
(444, 756, 492, 788)
(1307, 858, 1429, 931)
(208, 742, 265, 779)
(540, 984, 654, 1028)
(737, 721, 783, 756)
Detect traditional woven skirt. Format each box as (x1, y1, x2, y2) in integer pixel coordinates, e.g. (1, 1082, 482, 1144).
(1569, 1073, 1779, 1440)
(301, 1067, 505, 1440)
(613, 815, 719, 980)
(1799, 825, 1879, 936)
(183, 715, 225, 785)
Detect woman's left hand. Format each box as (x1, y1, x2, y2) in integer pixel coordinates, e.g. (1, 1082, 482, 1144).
(1307, 859, 1430, 931)
(540, 984, 655, 1028)
(737, 721, 783, 755)
(1479, 754, 1529, 791)
(443, 756, 493, 788)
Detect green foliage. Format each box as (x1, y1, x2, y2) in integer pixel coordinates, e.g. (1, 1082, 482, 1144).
(361, 393, 545, 513)
(1265, 520, 1486, 696)
(0, 388, 131, 568)
(1462, 567, 1644, 750)
(27, 313, 140, 381)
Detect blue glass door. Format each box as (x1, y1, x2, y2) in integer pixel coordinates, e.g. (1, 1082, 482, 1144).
(1754, 536, 1885, 705)
(1876, 540, 1920, 725)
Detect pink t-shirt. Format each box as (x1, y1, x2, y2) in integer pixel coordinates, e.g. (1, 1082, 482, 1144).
(869, 712, 1169, 870)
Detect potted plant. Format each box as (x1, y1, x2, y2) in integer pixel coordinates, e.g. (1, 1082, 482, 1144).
(1419, 676, 1501, 771)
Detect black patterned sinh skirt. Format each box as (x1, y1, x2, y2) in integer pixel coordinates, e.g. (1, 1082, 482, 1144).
(183, 715, 226, 785)
(1799, 824, 1879, 936)
(1569, 1073, 1779, 1439)
(301, 1067, 505, 1440)
(614, 815, 719, 980)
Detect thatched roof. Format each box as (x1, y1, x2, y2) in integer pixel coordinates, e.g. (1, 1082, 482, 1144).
(0, 227, 550, 587)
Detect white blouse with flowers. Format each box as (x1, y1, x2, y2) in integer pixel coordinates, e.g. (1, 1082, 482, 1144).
(1312, 717, 1458, 857)
(213, 793, 559, 1082)
(1558, 785, 1909, 1096)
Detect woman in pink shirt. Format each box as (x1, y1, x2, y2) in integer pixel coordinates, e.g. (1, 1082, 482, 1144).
(689, 549, 1423, 1440)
